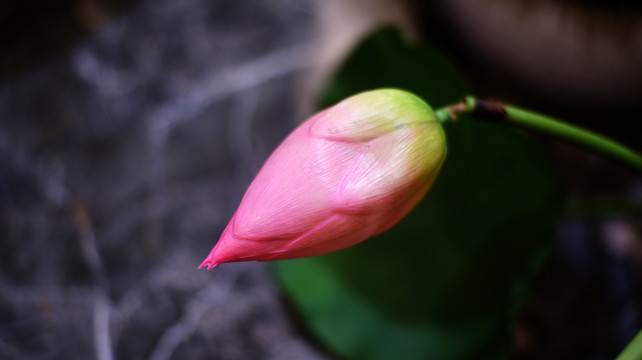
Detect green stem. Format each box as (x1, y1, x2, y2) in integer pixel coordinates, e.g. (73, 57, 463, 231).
(436, 97, 642, 357)
(616, 329, 642, 360)
(435, 96, 642, 172)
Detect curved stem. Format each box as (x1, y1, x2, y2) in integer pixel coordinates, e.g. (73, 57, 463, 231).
(435, 96, 642, 172)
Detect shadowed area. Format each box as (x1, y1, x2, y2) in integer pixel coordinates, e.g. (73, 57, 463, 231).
(0, 0, 326, 359)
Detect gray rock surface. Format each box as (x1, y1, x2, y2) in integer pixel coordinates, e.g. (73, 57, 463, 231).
(0, 0, 326, 359)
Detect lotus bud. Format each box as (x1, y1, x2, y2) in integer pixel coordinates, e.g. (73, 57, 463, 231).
(200, 89, 446, 269)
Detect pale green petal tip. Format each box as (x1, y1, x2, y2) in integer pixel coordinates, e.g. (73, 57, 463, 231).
(346, 88, 437, 125)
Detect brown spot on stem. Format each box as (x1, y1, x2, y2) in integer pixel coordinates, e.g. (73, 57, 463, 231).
(473, 99, 508, 122)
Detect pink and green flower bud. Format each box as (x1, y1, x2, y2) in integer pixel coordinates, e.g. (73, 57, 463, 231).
(200, 89, 446, 269)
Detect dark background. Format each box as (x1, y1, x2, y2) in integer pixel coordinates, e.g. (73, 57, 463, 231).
(1, 0, 324, 359)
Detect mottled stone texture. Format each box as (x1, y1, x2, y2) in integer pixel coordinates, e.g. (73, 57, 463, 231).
(0, 0, 325, 359)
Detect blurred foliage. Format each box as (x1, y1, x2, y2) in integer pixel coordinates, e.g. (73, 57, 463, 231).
(273, 28, 562, 359)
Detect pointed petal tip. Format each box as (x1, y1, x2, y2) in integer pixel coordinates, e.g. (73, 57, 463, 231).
(198, 259, 218, 270)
